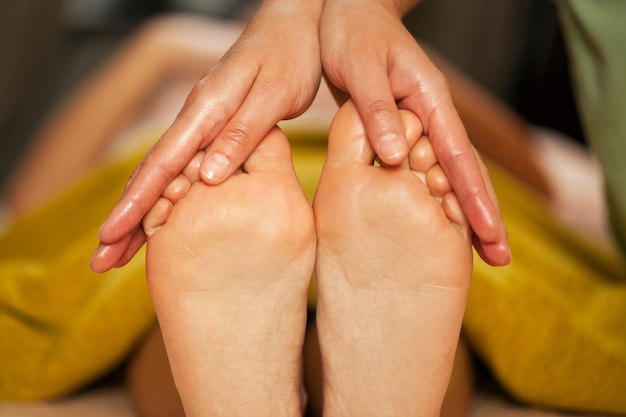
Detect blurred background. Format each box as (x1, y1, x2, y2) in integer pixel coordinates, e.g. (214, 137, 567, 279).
(0, 0, 584, 192)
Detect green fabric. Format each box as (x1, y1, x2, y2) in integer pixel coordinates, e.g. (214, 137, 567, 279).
(555, 0, 626, 256)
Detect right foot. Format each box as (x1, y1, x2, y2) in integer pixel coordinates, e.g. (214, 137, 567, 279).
(145, 126, 316, 417)
(314, 101, 473, 417)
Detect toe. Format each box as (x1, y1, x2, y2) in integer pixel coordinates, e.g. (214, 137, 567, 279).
(243, 126, 295, 173)
(398, 109, 423, 150)
(163, 174, 192, 204)
(426, 163, 452, 197)
(326, 100, 376, 166)
(442, 192, 471, 237)
(182, 151, 205, 183)
(143, 197, 173, 238)
(410, 136, 437, 174)
(386, 110, 423, 169)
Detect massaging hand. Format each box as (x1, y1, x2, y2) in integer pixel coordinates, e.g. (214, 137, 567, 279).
(319, 0, 511, 266)
(91, 0, 324, 273)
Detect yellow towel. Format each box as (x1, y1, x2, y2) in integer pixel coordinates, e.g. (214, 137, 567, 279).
(0, 141, 155, 401)
(465, 160, 626, 414)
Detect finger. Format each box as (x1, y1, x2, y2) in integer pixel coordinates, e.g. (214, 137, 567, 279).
(97, 121, 211, 245)
(469, 149, 511, 266)
(90, 228, 142, 273)
(343, 59, 409, 166)
(114, 228, 148, 269)
(98, 60, 257, 244)
(94, 161, 197, 273)
(199, 73, 310, 184)
(472, 233, 511, 267)
(90, 243, 115, 274)
(379, 109, 422, 169)
(407, 89, 508, 257)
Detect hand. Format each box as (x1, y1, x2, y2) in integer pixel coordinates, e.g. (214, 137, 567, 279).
(319, 0, 510, 266)
(91, 0, 324, 273)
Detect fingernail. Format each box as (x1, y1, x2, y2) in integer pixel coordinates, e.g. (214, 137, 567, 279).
(90, 247, 99, 266)
(90, 244, 106, 273)
(201, 153, 230, 182)
(97, 216, 113, 235)
(378, 133, 407, 161)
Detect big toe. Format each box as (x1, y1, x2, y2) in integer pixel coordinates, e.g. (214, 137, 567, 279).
(326, 101, 424, 168)
(325, 100, 376, 166)
(243, 126, 295, 174)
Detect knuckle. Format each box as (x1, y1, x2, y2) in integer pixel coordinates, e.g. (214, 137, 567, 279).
(258, 77, 290, 103)
(220, 122, 253, 153)
(365, 98, 397, 124)
(144, 149, 178, 178)
(186, 72, 224, 106)
(186, 78, 209, 102)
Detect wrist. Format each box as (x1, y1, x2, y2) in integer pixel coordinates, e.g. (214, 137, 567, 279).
(260, 0, 324, 22)
(323, 0, 403, 20)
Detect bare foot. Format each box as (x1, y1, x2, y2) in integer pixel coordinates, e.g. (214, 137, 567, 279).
(145, 126, 316, 417)
(314, 100, 473, 417)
